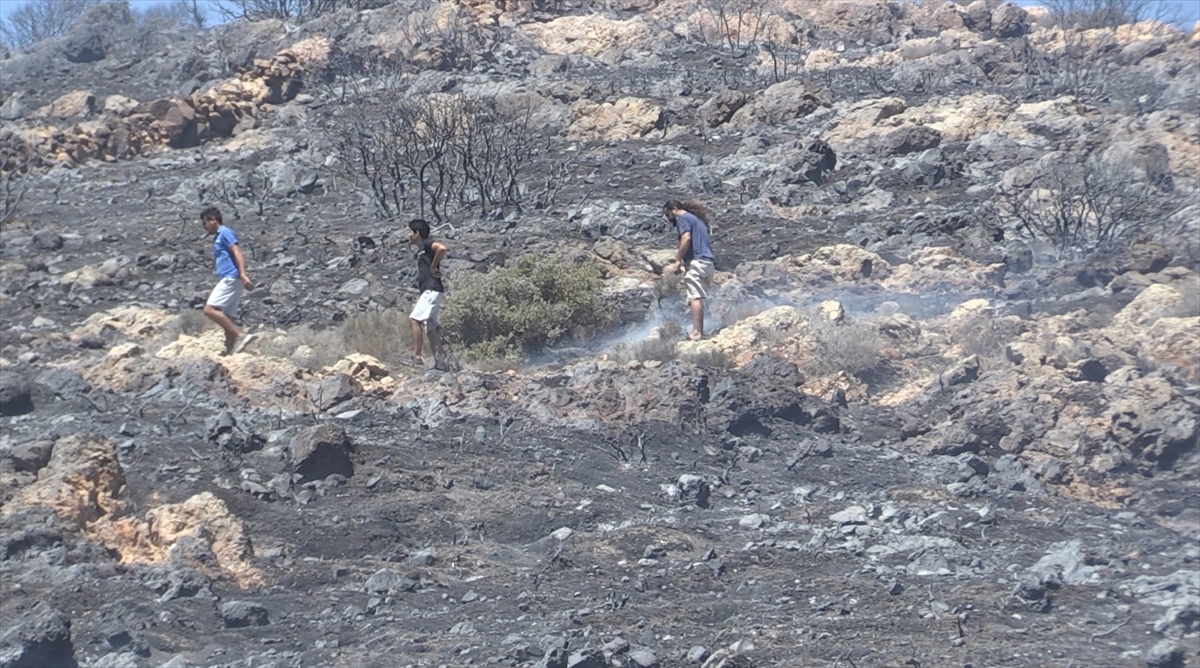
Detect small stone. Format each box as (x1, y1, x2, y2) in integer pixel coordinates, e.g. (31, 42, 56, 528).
(550, 527, 575, 541)
(449, 621, 476, 635)
(107, 342, 143, 359)
(738, 514, 770, 529)
(686, 646, 709, 663)
(829, 506, 868, 525)
(410, 547, 437, 566)
(628, 648, 659, 668)
(602, 637, 629, 656)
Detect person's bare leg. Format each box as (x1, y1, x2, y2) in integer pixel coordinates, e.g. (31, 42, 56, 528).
(410, 318, 425, 360)
(427, 326, 443, 365)
(689, 299, 704, 340)
(204, 304, 242, 353)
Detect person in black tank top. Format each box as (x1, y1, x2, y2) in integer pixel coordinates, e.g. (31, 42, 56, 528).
(407, 219, 448, 369)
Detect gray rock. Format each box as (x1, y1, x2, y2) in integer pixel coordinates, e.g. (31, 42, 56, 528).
(220, 601, 269, 628)
(364, 569, 417, 594)
(91, 652, 140, 668)
(7, 440, 53, 473)
(1144, 640, 1185, 668)
(686, 646, 709, 663)
(338, 278, 370, 296)
(829, 506, 868, 525)
(602, 637, 629, 656)
(0, 91, 24, 121)
(289, 424, 354, 483)
(990, 2, 1028, 37)
(566, 649, 606, 668)
(307, 373, 356, 411)
(628, 648, 659, 668)
(31, 230, 64, 251)
(0, 370, 33, 417)
(410, 547, 438, 566)
(0, 603, 75, 668)
(61, 24, 107, 63)
(697, 89, 747, 128)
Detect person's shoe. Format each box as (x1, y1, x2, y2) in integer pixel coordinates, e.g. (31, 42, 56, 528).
(687, 331, 703, 341)
(405, 356, 424, 367)
(232, 332, 260, 354)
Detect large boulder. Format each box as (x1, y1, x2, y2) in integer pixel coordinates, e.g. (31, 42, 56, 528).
(290, 424, 354, 483)
(782, 139, 837, 185)
(697, 89, 747, 128)
(0, 371, 34, 417)
(749, 79, 831, 125)
(7, 436, 126, 527)
(35, 90, 96, 119)
(0, 603, 76, 668)
(141, 98, 199, 148)
(706, 355, 839, 436)
(990, 2, 1028, 37)
(61, 27, 106, 63)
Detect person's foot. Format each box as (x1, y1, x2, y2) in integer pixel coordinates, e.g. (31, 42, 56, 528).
(405, 356, 424, 367)
(688, 331, 703, 341)
(232, 332, 260, 354)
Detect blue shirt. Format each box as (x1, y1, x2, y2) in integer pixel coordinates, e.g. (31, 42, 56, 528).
(676, 212, 714, 263)
(213, 225, 240, 278)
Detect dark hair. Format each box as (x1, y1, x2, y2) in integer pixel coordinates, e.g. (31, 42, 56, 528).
(663, 199, 711, 226)
(408, 218, 431, 240)
(200, 206, 222, 224)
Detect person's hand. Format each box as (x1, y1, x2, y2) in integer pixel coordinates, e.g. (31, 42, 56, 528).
(241, 276, 254, 290)
(671, 260, 682, 275)
(431, 266, 442, 278)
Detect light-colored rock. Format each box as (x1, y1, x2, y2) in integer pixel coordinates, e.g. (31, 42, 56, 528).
(96, 492, 261, 586)
(817, 300, 845, 323)
(782, 245, 892, 285)
(6, 436, 126, 527)
(103, 94, 140, 116)
(35, 90, 97, 119)
(106, 342, 143, 359)
(829, 505, 868, 524)
(521, 16, 655, 59)
(331, 353, 390, 381)
(569, 97, 662, 141)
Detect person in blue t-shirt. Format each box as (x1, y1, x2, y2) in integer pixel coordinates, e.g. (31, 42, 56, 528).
(664, 199, 716, 341)
(200, 206, 256, 355)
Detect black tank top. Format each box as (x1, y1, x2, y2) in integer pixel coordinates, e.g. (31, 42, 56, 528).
(416, 240, 444, 293)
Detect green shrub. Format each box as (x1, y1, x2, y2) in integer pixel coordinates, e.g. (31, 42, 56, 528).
(440, 254, 614, 361)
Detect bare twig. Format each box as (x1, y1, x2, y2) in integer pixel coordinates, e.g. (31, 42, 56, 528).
(1089, 612, 1133, 642)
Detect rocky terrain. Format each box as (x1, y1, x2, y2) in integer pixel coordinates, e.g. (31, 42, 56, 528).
(1, 1, 1199, 667)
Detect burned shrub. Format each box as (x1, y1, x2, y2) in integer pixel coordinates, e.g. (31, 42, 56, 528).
(997, 153, 1194, 259)
(802, 312, 883, 378)
(213, 0, 386, 22)
(332, 91, 547, 223)
(440, 255, 614, 362)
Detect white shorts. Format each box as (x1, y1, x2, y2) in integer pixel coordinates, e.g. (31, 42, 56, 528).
(683, 258, 714, 302)
(410, 290, 444, 329)
(206, 277, 245, 318)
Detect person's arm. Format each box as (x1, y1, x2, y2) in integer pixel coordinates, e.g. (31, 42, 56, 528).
(672, 231, 691, 274)
(430, 242, 447, 277)
(231, 243, 253, 289)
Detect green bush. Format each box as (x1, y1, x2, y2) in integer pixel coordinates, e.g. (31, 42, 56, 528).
(440, 254, 614, 361)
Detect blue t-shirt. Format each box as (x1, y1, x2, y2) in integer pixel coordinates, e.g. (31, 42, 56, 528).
(213, 225, 240, 278)
(676, 212, 714, 263)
